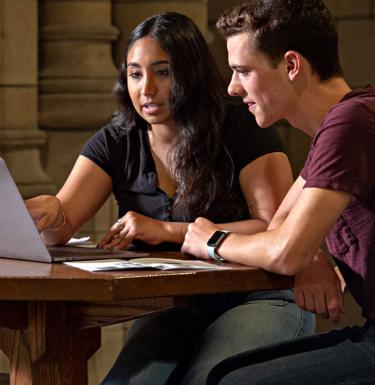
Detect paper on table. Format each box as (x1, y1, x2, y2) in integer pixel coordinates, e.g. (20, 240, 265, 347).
(67, 236, 91, 245)
(64, 258, 230, 272)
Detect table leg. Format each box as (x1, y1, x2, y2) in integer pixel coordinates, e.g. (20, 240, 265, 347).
(0, 302, 101, 385)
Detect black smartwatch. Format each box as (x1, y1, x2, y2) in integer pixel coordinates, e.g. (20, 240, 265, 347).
(207, 230, 231, 262)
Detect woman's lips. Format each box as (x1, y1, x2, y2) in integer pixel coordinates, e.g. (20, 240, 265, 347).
(142, 103, 160, 114)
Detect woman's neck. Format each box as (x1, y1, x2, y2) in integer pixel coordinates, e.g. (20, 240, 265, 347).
(147, 122, 178, 197)
(148, 122, 178, 147)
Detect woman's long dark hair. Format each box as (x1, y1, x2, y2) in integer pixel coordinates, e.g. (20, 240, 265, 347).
(114, 12, 235, 221)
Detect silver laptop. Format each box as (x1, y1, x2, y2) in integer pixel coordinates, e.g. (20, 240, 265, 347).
(0, 157, 147, 262)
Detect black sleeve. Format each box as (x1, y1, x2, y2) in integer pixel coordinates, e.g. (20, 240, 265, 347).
(80, 123, 122, 177)
(223, 99, 286, 172)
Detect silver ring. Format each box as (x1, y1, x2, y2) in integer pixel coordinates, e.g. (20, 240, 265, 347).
(115, 219, 123, 229)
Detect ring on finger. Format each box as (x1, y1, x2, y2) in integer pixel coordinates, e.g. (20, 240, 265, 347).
(115, 219, 123, 229)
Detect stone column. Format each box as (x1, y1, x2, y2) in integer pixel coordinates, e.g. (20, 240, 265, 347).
(0, 0, 55, 198)
(113, 0, 208, 66)
(38, 0, 120, 239)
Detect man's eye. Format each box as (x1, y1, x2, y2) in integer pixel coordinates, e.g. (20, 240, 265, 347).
(129, 72, 142, 79)
(237, 69, 249, 76)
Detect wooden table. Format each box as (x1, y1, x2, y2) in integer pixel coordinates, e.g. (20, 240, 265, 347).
(0, 251, 293, 385)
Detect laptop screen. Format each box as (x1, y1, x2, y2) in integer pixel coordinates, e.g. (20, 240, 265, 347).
(0, 158, 52, 262)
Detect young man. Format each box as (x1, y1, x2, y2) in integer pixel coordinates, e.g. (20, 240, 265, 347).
(182, 1, 375, 384)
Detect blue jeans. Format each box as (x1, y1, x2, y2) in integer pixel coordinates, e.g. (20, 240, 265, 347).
(100, 289, 315, 385)
(207, 321, 375, 385)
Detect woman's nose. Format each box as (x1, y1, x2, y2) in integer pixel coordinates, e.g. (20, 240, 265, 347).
(142, 75, 156, 96)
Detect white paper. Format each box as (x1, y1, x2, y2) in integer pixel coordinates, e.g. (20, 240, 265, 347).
(64, 258, 230, 272)
(67, 236, 91, 245)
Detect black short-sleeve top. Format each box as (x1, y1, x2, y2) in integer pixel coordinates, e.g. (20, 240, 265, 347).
(81, 100, 285, 224)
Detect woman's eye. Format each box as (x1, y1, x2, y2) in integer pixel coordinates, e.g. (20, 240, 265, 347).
(156, 69, 170, 77)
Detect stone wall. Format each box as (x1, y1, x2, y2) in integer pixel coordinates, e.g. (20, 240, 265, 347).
(326, 0, 375, 88)
(0, 0, 55, 197)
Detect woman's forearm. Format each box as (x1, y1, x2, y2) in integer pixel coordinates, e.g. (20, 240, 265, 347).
(218, 219, 268, 235)
(162, 218, 267, 246)
(41, 209, 74, 245)
(162, 218, 267, 244)
(161, 221, 189, 243)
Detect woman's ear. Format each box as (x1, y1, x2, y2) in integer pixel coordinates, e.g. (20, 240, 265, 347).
(284, 51, 301, 81)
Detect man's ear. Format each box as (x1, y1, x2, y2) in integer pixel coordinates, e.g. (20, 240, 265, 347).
(284, 51, 301, 81)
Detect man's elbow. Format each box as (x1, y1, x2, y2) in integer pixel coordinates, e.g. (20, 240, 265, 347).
(268, 244, 310, 276)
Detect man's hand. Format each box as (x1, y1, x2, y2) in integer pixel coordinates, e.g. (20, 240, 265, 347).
(294, 250, 344, 323)
(182, 217, 220, 259)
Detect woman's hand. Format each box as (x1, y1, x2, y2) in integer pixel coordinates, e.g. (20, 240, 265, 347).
(97, 211, 168, 250)
(25, 195, 64, 232)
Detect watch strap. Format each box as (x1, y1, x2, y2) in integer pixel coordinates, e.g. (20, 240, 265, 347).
(207, 230, 231, 262)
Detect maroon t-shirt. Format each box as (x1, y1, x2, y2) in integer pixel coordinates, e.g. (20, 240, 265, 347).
(301, 85, 375, 320)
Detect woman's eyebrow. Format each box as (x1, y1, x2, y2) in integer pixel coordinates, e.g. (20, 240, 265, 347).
(127, 60, 169, 68)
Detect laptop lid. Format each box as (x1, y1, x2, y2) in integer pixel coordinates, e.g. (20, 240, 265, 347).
(0, 158, 148, 263)
(0, 158, 52, 262)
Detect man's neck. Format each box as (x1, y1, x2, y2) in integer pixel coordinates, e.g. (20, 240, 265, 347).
(289, 77, 352, 137)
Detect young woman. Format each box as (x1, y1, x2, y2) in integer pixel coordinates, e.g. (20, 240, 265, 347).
(26, 12, 314, 385)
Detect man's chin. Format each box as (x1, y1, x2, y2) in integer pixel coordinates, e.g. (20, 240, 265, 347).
(254, 113, 276, 129)
(254, 115, 268, 128)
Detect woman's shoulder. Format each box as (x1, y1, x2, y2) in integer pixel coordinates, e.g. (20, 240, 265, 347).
(81, 115, 148, 177)
(83, 113, 146, 156)
(95, 114, 145, 145)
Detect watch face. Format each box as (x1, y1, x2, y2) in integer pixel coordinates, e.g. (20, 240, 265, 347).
(207, 231, 227, 247)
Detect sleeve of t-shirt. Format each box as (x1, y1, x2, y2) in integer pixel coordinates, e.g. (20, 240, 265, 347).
(224, 101, 286, 172)
(80, 124, 116, 177)
(301, 102, 375, 199)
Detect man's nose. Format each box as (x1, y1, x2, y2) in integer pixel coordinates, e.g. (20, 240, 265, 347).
(227, 74, 243, 97)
